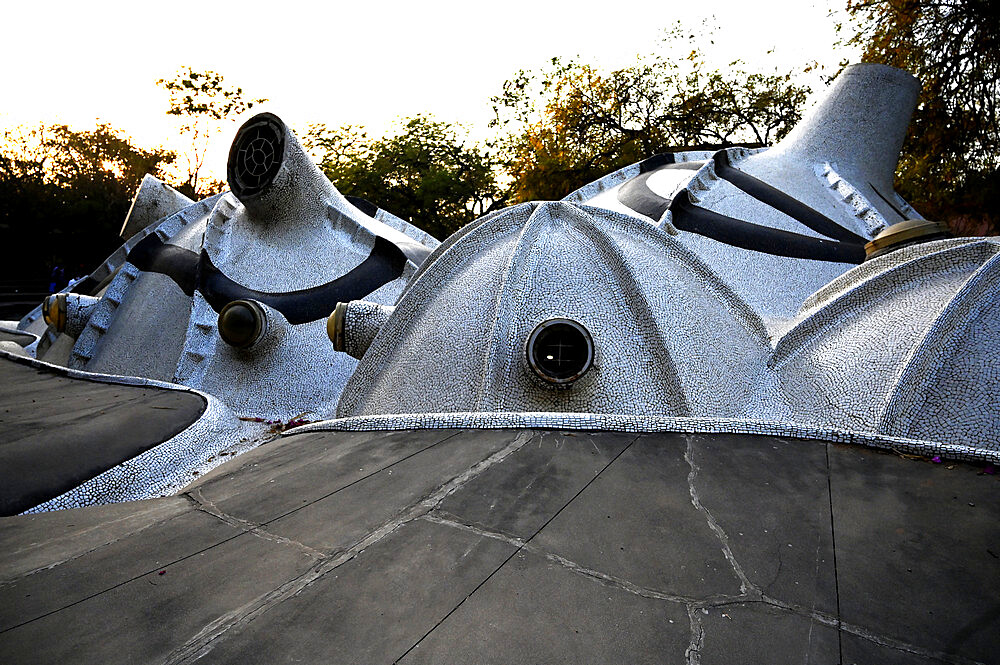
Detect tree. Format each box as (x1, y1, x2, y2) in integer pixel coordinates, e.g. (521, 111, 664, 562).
(305, 116, 501, 240)
(840, 0, 1000, 234)
(491, 29, 811, 202)
(0, 124, 175, 285)
(158, 67, 266, 197)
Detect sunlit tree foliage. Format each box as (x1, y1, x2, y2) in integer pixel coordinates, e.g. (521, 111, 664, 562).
(840, 0, 1000, 233)
(158, 67, 266, 197)
(305, 116, 501, 240)
(491, 27, 811, 202)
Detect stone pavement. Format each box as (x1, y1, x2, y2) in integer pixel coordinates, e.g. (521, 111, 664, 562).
(0, 426, 997, 664)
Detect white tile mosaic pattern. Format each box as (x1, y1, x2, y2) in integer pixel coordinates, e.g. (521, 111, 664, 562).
(300, 412, 999, 464)
(41, 117, 437, 420)
(338, 201, 773, 419)
(330, 209, 1000, 461)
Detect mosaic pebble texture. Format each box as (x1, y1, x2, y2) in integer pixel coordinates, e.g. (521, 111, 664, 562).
(29, 115, 437, 420)
(337, 201, 771, 419)
(327, 195, 1000, 460)
(118, 173, 193, 241)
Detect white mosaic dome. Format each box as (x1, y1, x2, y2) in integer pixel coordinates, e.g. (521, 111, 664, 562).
(328, 209, 1000, 462)
(335, 201, 771, 418)
(30, 113, 440, 420)
(768, 235, 1000, 455)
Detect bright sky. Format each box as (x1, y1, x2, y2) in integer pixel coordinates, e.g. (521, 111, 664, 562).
(0, 0, 851, 182)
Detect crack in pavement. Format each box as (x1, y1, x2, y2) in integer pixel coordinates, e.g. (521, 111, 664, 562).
(392, 433, 644, 663)
(685, 605, 705, 665)
(423, 434, 990, 665)
(161, 430, 536, 665)
(683, 434, 756, 597)
(184, 490, 326, 560)
(423, 513, 715, 606)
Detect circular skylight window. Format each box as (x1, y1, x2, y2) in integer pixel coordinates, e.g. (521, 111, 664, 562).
(526, 318, 594, 385)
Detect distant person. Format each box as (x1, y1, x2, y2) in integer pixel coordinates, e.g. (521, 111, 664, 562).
(66, 264, 88, 290)
(48, 265, 64, 293)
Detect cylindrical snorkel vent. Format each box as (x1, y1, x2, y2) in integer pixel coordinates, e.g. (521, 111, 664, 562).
(41, 293, 66, 332)
(42, 293, 100, 337)
(526, 318, 594, 385)
(227, 113, 287, 202)
(218, 299, 269, 349)
(327, 300, 396, 360)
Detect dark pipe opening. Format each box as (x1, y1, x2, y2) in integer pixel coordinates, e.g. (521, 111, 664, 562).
(227, 113, 286, 200)
(218, 300, 265, 349)
(527, 318, 594, 385)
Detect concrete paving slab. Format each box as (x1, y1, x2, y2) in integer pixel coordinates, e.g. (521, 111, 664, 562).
(199, 518, 516, 664)
(264, 429, 526, 553)
(0, 507, 237, 631)
(0, 357, 205, 515)
(399, 546, 690, 665)
(0, 530, 318, 665)
(691, 433, 838, 613)
(829, 444, 1000, 663)
(189, 428, 462, 525)
(435, 430, 636, 539)
(0, 497, 190, 581)
(697, 602, 840, 664)
(530, 431, 743, 598)
(0, 428, 997, 663)
(840, 632, 953, 664)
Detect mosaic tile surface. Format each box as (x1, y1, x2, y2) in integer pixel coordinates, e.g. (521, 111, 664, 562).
(24, 114, 438, 421)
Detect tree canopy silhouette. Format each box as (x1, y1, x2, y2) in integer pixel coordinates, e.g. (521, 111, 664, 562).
(841, 0, 999, 233)
(0, 124, 175, 285)
(491, 28, 811, 202)
(305, 116, 501, 240)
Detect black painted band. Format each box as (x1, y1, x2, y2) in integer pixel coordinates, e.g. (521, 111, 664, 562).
(616, 158, 866, 264)
(125, 235, 407, 324)
(712, 152, 866, 244)
(346, 195, 379, 218)
(670, 195, 866, 263)
(616, 171, 673, 222)
(868, 183, 908, 221)
(197, 236, 406, 325)
(128, 234, 199, 295)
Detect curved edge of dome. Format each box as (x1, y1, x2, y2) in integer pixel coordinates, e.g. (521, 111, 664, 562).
(770, 239, 1000, 368)
(879, 250, 1000, 442)
(288, 411, 1000, 465)
(0, 347, 261, 514)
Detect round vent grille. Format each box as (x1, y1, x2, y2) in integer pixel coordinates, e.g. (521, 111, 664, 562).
(227, 113, 286, 199)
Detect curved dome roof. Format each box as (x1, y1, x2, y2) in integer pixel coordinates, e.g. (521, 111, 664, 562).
(769, 236, 1000, 456)
(336, 201, 771, 418)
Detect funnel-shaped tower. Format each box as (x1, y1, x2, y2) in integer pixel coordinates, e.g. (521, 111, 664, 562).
(46, 112, 438, 419)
